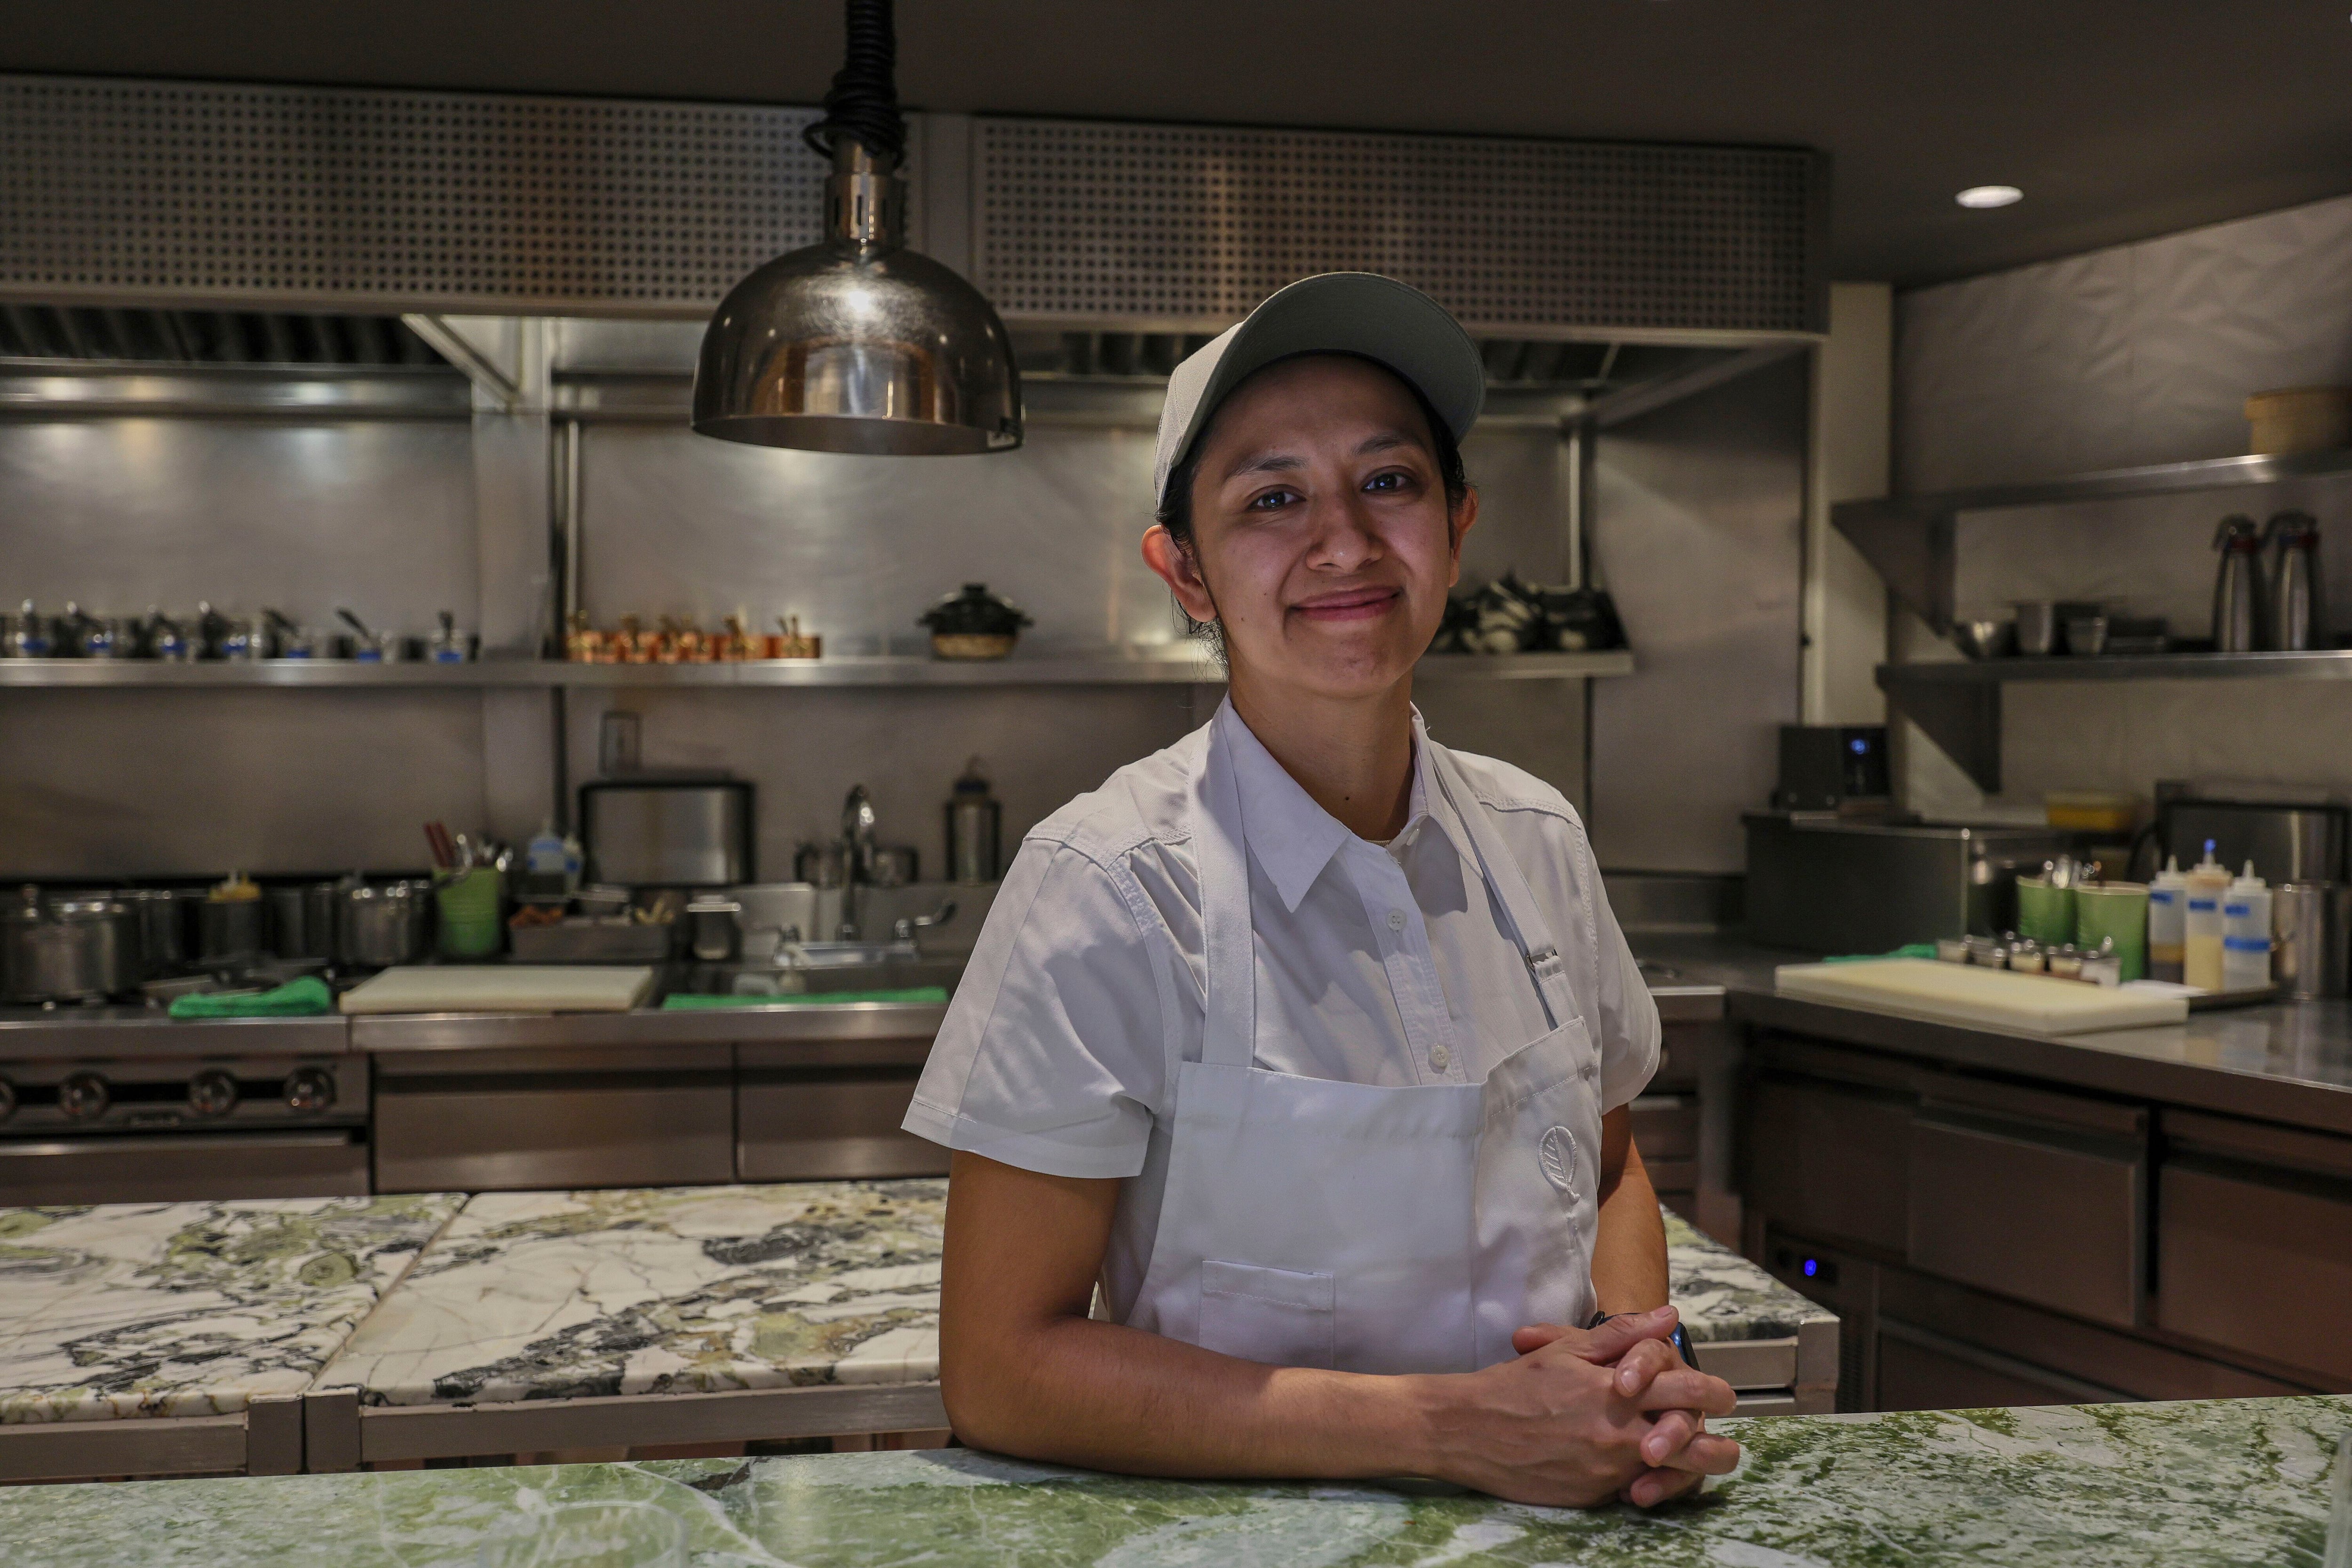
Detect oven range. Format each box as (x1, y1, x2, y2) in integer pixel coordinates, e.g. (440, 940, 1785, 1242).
(0, 1052, 368, 1204)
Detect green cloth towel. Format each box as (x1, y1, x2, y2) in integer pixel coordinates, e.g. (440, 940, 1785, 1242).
(168, 975, 335, 1019)
(662, 986, 950, 1010)
(1823, 943, 1939, 964)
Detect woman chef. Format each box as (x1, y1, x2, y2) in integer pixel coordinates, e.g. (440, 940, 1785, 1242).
(904, 273, 1740, 1508)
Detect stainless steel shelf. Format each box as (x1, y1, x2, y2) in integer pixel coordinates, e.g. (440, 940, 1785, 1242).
(1848, 447, 2352, 520)
(0, 650, 1636, 689)
(0, 660, 540, 687)
(1882, 650, 2352, 686)
(1832, 447, 2352, 637)
(1875, 649, 2352, 796)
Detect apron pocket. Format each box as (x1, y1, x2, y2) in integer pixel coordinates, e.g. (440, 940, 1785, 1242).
(1199, 1260, 1336, 1369)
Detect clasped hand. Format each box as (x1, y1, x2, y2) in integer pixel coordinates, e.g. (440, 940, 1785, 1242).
(1421, 1305, 1740, 1508)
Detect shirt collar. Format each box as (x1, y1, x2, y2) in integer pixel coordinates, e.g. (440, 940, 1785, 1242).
(1213, 699, 1458, 914)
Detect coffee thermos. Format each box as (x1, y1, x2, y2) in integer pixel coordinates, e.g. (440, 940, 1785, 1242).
(945, 758, 1001, 884)
(2212, 515, 2265, 653)
(2263, 509, 2325, 652)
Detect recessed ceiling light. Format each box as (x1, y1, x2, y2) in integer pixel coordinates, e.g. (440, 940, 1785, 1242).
(1956, 185, 2024, 209)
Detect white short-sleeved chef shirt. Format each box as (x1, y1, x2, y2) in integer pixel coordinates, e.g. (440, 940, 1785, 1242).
(905, 701, 1660, 1321)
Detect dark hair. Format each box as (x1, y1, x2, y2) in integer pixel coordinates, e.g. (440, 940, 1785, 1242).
(1153, 353, 1472, 651)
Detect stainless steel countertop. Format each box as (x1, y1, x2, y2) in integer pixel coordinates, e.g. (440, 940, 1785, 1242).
(1622, 933, 2352, 1140)
(0, 952, 1730, 1059)
(0, 1007, 353, 1059)
(17, 937, 2352, 1143)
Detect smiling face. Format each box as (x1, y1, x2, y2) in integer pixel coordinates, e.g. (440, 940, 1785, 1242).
(1143, 353, 1476, 703)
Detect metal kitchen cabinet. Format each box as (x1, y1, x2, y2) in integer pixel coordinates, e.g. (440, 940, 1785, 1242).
(1873, 1319, 2123, 1411)
(1764, 1224, 2303, 1412)
(1907, 1075, 2147, 1329)
(373, 1045, 734, 1192)
(737, 1036, 948, 1181)
(1743, 1038, 1915, 1254)
(2156, 1109, 2352, 1385)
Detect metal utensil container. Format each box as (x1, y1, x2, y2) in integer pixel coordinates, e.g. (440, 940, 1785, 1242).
(268, 881, 341, 961)
(196, 897, 268, 963)
(2273, 883, 2352, 999)
(337, 880, 433, 967)
(2, 891, 142, 1002)
(119, 888, 189, 977)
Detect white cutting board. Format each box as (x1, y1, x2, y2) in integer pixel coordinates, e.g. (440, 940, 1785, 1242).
(339, 965, 655, 1015)
(1774, 959, 2187, 1036)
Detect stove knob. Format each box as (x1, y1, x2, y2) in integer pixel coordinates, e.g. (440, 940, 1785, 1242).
(0, 1080, 15, 1123)
(187, 1069, 238, 1119)
(58, 1073, 110, 1122)
(285, 1067, 336, 1115)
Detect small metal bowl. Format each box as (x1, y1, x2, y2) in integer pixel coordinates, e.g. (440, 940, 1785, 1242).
(1952, 618, 2016, 660)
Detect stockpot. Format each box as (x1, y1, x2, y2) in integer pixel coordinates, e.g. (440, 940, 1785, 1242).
(337, 880, 432, 967)
(2, 888, 142, 1002)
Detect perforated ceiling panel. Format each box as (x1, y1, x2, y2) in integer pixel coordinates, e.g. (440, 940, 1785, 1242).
(974, 119, 1826, 336)
(0, 75, 837, 313)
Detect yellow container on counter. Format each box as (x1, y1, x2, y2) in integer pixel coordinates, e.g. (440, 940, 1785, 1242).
(2046, 792, 2141, 835)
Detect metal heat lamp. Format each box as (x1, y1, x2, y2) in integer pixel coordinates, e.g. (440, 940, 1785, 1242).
(693, 0, 1022, 455)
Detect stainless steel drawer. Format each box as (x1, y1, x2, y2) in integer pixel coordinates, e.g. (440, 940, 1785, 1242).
(1907, 1084, 2146, 1329)
(1744, 1073, 1913, 1253)
(373, 1075, 733, 1192)
(739, 1065, 947, 1182)
(0, 1131, 367, 1204)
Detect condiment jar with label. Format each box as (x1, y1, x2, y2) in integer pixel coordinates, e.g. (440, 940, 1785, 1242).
(2184, 842, 2230, 991)
(2223, 861, 2273, 992)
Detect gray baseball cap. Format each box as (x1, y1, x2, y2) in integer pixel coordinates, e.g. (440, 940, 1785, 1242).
(1151, 272, 1485, 511)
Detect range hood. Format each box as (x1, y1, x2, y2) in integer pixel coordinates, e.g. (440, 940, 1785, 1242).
(0, 304, 448, 367)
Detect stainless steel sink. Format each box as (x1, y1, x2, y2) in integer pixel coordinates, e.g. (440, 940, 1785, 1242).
(675, 956, 966, 999)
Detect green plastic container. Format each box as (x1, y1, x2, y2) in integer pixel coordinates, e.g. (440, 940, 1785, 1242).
(2014, 876, 2076, 947)
(2075, 881, 2150, 982)
(435, 865, 504, 958)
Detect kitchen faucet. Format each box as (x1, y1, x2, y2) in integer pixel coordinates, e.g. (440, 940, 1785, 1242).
(838, 784, 878, 938)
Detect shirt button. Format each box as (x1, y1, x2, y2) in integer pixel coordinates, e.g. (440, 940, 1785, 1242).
(1386, 909, 1407, 931)
(1429, 1044, 1452, 1072)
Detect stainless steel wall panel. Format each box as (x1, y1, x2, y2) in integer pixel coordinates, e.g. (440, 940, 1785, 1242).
(1891, 189, 2352, 814)
(0, 689, 486, 877)
(0, 419, 477, 636)
(1589, 357, 1806, 871)
(972, 118, 1826, 335)
(1898, 191, 2352, 493)
(0, 75, 839, 315)
(575, 423, 1173, 654)
(560, 684, 1205, 890)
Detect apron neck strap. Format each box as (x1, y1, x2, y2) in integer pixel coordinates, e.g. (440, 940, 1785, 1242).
(1197, 716, 1258, 1068)
(1426, 741, 1575, 1030)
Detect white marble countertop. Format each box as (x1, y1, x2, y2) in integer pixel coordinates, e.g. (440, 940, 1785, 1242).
(0, 1195, 462, 1425)
(313, 1181, 949, 1406)
(307, 1183, 1821, 1411)
(0, 1183, 1827, 1425)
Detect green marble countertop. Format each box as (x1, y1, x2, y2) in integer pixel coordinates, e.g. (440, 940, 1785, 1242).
(9, 1395, 2349, 1566)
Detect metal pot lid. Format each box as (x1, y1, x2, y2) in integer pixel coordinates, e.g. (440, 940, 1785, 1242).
(347, 879, 431, 901)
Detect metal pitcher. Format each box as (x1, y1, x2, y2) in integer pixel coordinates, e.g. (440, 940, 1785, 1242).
(2264, 510, 2326, 652)
(2213, 515, 2266, 653)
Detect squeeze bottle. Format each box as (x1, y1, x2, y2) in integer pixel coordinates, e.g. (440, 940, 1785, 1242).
(2184, 842, 2229, 992)
(2147, 855, 2189, 984)
(2223, 861, 2273, 992)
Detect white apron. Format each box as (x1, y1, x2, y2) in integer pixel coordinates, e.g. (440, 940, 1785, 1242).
(1122, 720, 1602, 1373)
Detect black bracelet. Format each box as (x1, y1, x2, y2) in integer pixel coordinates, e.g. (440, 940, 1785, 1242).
(1586, 1310, 1699, 1369)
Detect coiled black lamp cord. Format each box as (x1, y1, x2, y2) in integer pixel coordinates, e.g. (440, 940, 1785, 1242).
(804, 0, 907, 166)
